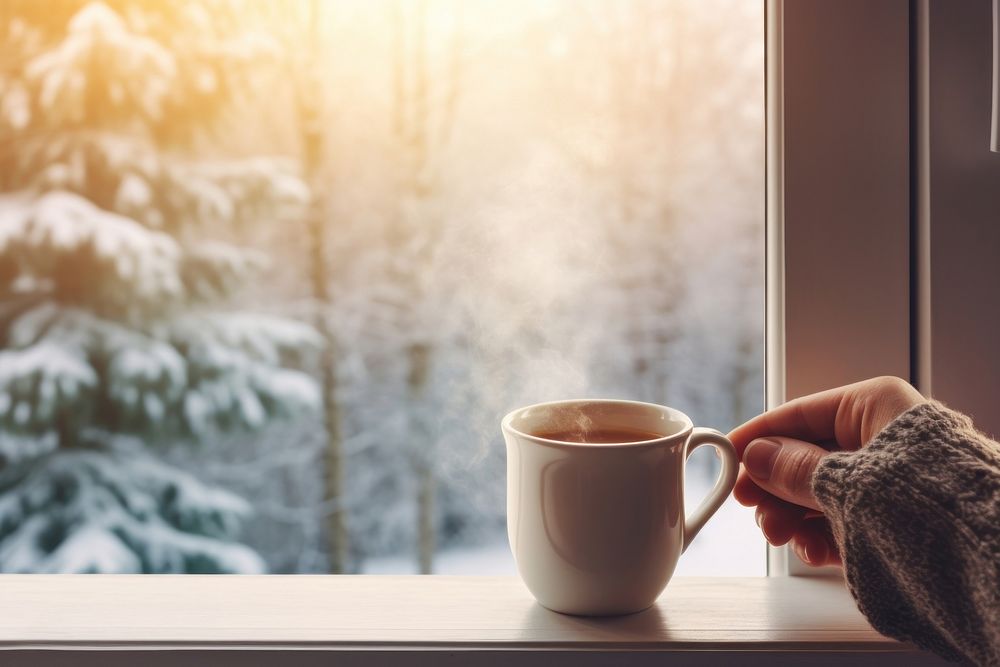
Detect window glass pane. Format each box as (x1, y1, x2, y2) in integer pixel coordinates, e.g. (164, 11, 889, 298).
(0, 0, 763, 575)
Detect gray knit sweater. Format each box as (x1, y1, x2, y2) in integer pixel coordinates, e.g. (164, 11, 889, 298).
(812, 401, 1000, 665)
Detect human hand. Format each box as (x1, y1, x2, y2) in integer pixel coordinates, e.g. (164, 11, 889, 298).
(728, 376, 925, 567)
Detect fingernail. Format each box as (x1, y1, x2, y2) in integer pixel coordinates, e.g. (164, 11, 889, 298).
(744, 439, 781, 480)
(803, 539, 827, 566)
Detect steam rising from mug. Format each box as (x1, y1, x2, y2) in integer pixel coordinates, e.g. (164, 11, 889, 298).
(426, 151, 611, 459)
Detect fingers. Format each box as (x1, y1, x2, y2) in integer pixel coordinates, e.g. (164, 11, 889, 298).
(728, 386, 847, 457)
(742, 436, 827, 511)
(790, 518, 842, 568)
(733, 376, 922, 571)
(754, 496, 808, 546)
(728, 376, 925, 457)
(752, 500, 843, 567)
(739, 465, 842, 568)
(734, 469, 768, 506)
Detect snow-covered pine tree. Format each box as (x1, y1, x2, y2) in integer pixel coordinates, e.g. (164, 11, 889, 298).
(0, 1, 319, 572)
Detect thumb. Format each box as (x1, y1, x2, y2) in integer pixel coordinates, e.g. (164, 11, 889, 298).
(742, 437, 828, 511)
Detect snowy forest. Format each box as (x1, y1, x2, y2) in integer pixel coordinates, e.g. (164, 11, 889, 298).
(0, 0, 764, 574)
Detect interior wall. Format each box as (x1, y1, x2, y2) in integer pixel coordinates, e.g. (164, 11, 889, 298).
(925, 0, 1000, 437)
(781, 0, 912, 401)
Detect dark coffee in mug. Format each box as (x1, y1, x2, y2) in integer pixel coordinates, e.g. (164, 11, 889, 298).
(533, 427, 663, 444)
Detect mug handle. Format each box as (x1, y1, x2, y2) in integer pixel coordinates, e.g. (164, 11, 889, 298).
(682, 427, 740, 552)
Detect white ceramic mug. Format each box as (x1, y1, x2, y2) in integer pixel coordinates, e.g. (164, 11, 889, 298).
(502, 399, 739, 616)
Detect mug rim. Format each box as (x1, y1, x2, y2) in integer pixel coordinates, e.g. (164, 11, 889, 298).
(501, 398, 694, 450)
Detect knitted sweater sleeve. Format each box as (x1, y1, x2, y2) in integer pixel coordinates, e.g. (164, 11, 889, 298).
(812, 401, 1000, 665)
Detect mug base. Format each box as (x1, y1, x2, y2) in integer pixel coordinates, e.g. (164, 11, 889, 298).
(535, 599, 656, 617)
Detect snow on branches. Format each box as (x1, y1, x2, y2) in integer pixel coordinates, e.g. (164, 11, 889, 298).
(0, 0, 319, 572)
(26, 2, 177, 126)
(0, 191, 182, 311)
(0, 302, 320, 446)
(0, 433, 264, 573)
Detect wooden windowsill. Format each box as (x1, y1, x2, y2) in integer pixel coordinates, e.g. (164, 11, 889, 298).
(0, 575, 947, 665)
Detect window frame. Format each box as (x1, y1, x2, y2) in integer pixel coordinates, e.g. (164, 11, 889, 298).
(766, 0, 915, 576)
(1, 0, 919, 581)
(0, 1, 946, 661)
